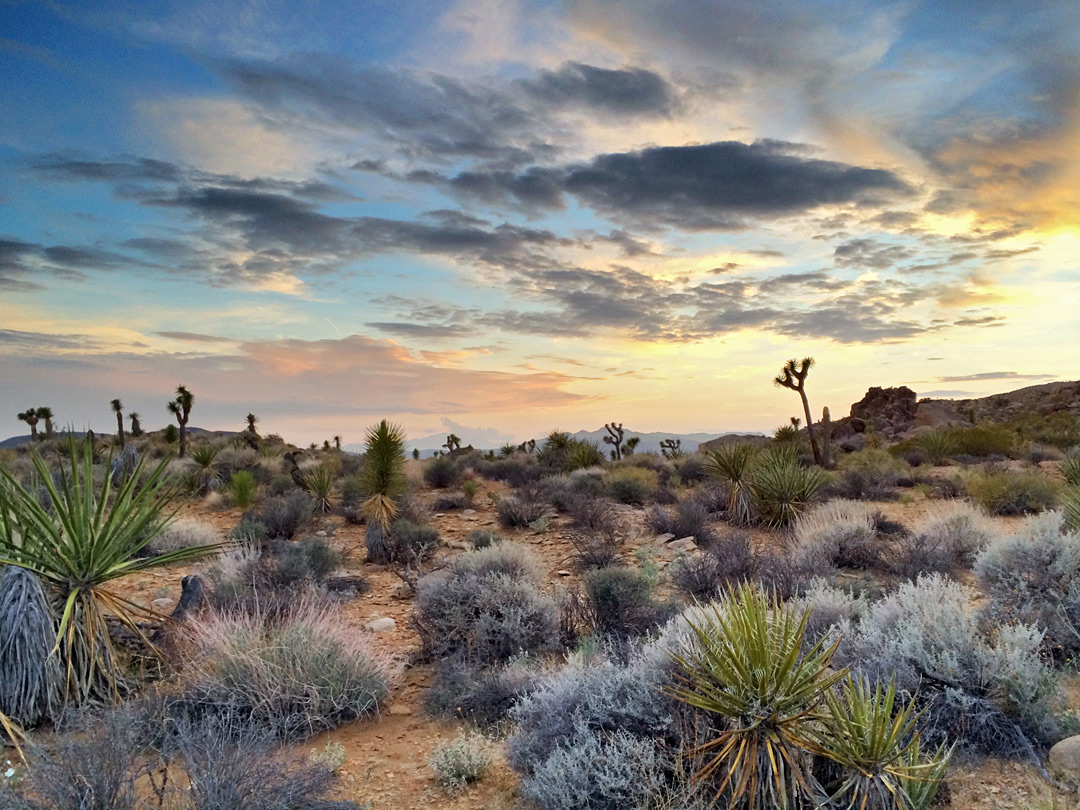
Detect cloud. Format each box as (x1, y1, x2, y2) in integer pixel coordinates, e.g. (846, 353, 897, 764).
(518, 62, 677, 115)
(934, 371, 1056, 383)
(153, 331, 237, 343)
(427, 140, 913, 229)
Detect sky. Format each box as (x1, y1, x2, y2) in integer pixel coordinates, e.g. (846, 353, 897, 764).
(2, 0, 1079, 447)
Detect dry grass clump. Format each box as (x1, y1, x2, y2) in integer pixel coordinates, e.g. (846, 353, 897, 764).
(178, 599, 393, 741)
(792, 499, 880, 572)
(151, 517, 221, 553)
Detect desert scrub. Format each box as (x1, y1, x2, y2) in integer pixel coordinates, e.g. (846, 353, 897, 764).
(250, 490, 314, 539)
(890, 499, 993, 578)
(606, 466, 658, 505)
(414, 543, 558, 665)
(792, 499, 880, 573)
(975, 511, 1080, 659)
(425, 655, 542, 728)
(179, 600, 392, 741)
(496, 485, 551, 528)
(151, 517, 221, 553)
(645, 498, 717, 546)
(423, 455, 460, 489)
(583, 566, 673, 637)
(387, 518, 440, 562)
(963, 465, 1060, 515)
(751, 446, 826, 528)
(668, 530, 756, 601)
(430, 732, 493, 793)
(226, 470, 257, 509)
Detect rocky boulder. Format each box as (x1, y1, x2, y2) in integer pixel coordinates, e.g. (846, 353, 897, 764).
(849, 386, 918, 437)
(1050, 735, 1080, 780)
(914, 400, 968, 430)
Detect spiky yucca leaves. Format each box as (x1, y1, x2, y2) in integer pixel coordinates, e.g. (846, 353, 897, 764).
(189, 443, 220, 493)
(914, 430, 955, 466)
(0, 566, 61, 727)
(667, 585, 845, 810)
(1063, 486, 1080, 532)
(752, 447, 826, 529)
(361, 420, 407, 564)
(228, 469, 258, 509)
(305, 464, 337, 513)
(0, 443, 221, 704)
(566, 440, 606, 471)
(1061, 449, 1080, 487)
(815, 677, 951, 810)
(705, 443, 760, 525)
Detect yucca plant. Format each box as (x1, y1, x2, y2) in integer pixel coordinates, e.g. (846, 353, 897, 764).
(914, 430, 955, 466)
(566, 440, 605, 471)
(228, 469, 258, 509)
(1062, 486, 1080, 532)
(1061, 449, 1080, 487)
(814, 677, 951, 809)
(304, 464, 337, 513)
(361, 420, 407, 564)
(0, 443, 222, 704)
(666, 585, 846, 809)
(705, 442, 759, 525)
(189, 443, 220, 493)
(752, 449, 826, 529)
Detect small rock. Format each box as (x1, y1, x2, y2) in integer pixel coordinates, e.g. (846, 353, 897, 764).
(669, 537, 698, 553)
(151, 597, 174, 610)
(365, 617, 397, 633)
(557, 569, 572, 577)
(653, 533, 676, 547)
(391, 583, 413, 600)
(387, 704, 413, 716)
(315, 530, 328, 537)
(1050, 735, 1080, 779)
(462, 508, 477, 515)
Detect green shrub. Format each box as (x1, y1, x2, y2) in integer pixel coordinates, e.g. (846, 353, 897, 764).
(963, 466, 1060, 515)
(1061, 449, 1080, 487)
(468, 529, 500, 549)
(430, 732, 493, 793)
(704, 442, 759, 524)
(913, 430, 955, 466)
(387, 519, 440, 562)
(606, 467, 657, 505)
(584, 567, 671, 637)
(254, 491, 313, 539)
(497, 486, 551, 528)
(948, 422, 1018, 457)
(227, 470, 257, 509)
(752, 449, 827, 528)
(566, 441, 606, 471)
(424, 456, 459, 489)
(303, 465, 336, 513)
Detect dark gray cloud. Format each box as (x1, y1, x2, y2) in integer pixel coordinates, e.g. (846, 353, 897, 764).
(0, 237, 147, 291)
(425, 140, 912, 229)
(0, 329, 106, 351)
(518, 62, 677, 115)
(834, 238, 915, 270)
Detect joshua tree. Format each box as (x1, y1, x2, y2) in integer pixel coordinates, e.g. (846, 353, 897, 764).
(361, 420, 407, 564)
(245, 413, 259, 436)
(499, 443, 518, 458)
(518, 438, 537, 455)
(333, 435, 342, 451)
(17, 409, 39, 440)
(821, 406, 833, 469)
(443, 433, 462, 454)
(166, 385, 194, 458)
(412, 448, 420, 460)
(659, 438, 683, 459)
(624, 436, 640, 456)
(111, 399, 125, 447)
(774, 357, 822, 465)
(603, 422, 625, 460)
(129, 412, 142, 437)
(35, 406, 54, 439)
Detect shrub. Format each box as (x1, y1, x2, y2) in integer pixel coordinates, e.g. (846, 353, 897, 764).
(227, 470, 257, 509)
(584, 567, 672, 637)
(703, 443, 758, 525)
(424, 455, 459, 489)
(425, 656, 541, 728)
(606, 467, 657, 505)
(570, 526, 625, 570)
(949, 422, 1018, 457)
(432, 491, 471, 511)
(255, 490, 313, 539)
(792, 499, 880, 573)
(566, 440, 606, 471)
(179, 600, 392, 741)
(974, 511, 1080, 658)
(567, 495, 619, 534)
(890, 500, 993, 578)
(1065, 486, 1080, 531)
(645, 498, 717, 546)
(303, 465, 337, 513)
(430, 732, 493, 793)
(0, 566, 61, 727)
(414, 544, 558, 665)
(268, 473, 295, 496)
(668, 531, 755, 601)
(468, 529, 499, 549)
(914, 430, 955, 466)
(844, 574, 1062, 751)
(752, 448, 826, 528)
(387, 519, 440, 563)
(497, 485, 551, 528)
(667, 586, 846, 809)
(152, 517, 220, 554)
(963, 466, 1060, 515)
(477, 455, 541, 487)
(673, 454, 708, 485)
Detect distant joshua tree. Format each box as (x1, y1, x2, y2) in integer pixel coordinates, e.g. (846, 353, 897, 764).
(659, 438, 683, 459)
(129, 412, 143, 437)
(111, 398, 125, 447)
(17, 409, 39, 440)
(334, 435, 342, 451)
(443, 434, 462, 454)
(624, 436, 640, 456)
(774, 357, 822, 466)
(35, 406, 54, 439)
(323, 440, 331, 451)
(499, 443, 517, 458)
(167, 385, 194, 458)
(603, 422, 625, 460)
(246, 413, 259, 436)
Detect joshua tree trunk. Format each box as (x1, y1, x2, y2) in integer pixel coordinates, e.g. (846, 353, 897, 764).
(798, 390, 820, 465)
(115, 411, 125, 447)
(178, 420, 187, 458)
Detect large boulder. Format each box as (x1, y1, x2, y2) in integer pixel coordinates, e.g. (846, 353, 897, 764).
(914, 400, 968, 430)
(849, 386, 918, 437)
(1050, 735, 1080, 780)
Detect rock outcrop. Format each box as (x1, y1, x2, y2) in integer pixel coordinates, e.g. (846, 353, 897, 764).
(849, 386, 918, 438)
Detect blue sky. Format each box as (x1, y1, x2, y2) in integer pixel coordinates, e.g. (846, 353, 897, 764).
(2, 0, 1079, 446)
